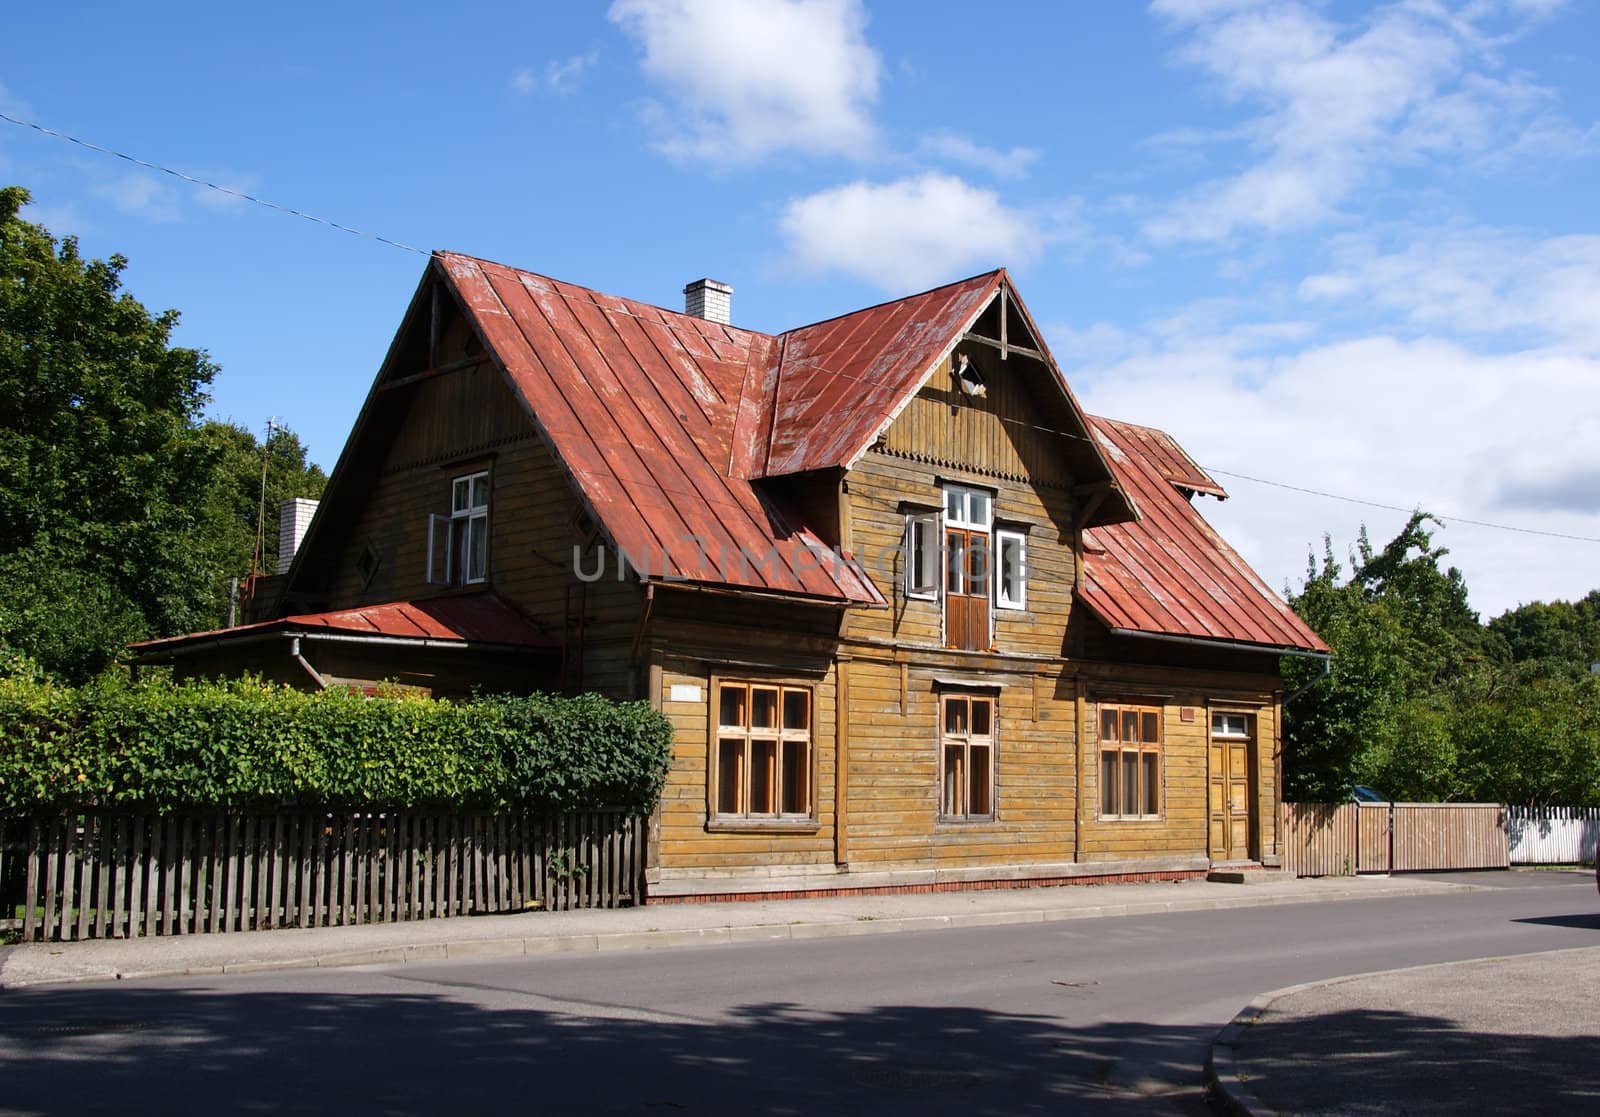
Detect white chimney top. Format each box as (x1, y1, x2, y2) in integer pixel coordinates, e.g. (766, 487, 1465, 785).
(277, 497, 320, 574)
(684, 278, 733, 325)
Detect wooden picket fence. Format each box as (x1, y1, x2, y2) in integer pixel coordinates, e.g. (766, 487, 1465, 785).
(1280, 802, 1509, 876)
(3, 808, 644, 943)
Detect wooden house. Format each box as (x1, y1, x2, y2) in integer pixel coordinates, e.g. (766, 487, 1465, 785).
(134, 254, 1328, 901)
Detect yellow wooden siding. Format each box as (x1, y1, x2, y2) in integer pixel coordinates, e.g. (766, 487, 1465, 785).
(840, 660, 1078, 869)
(842, 451, 1075, 658)
(654, 656, 840, 873)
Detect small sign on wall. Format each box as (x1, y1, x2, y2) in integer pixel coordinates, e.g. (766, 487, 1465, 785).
(1180, 707, 1195, 722)
(669, 684, 702, 703)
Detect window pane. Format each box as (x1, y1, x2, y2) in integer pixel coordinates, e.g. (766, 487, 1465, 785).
(453, 478, 470, 513)
(945, 488, 962, 520)
(1000, 535, 1023, 604)
(966, 536, 989, 595)
(1100, 709, 1118, 742)
(719, 686, 746, 729)
(471, 474, 489, 508)
(1142, 753, 1159, 815)
(1100, 751, 1118, 815)
(717, 740, 743, 815)
(1122, 710, 1139, 743)
(749, 741, 777, 813)
(968, 745, 992, 816)
(945, 531, 965, 593)
(969, 490, 990, 527)
(943, 744, 965, 816)
(1121, 752, 1139, 816)
(1142, 712, 1160, 744)
(782, 689, 809, 731)
(908, 518, 930, 592)
(751, 688, 779, 729)
(971, 699, 991, 737)
(782, 740, 809, 814)
(467, 515, 487, 582)
(943, 697, 967, 737)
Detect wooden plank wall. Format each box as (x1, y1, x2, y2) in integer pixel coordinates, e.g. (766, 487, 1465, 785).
(11, 809, 643, 942)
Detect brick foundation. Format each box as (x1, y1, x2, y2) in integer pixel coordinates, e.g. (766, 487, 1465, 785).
(647, 868, 1206, 904)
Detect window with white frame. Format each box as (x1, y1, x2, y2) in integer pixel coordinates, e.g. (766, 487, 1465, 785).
(1212, 712, 1250, 739)
(428, 470, 489, 586)
(940, 693, 996, 820)
(943, 484, 993, 651)
(995, 528, 1026, 610)
(714, 682, 812, 819)
(904, 510, 939, 599)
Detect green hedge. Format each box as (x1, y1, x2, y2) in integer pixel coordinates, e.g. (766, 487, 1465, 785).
(0, 674, 673, 815)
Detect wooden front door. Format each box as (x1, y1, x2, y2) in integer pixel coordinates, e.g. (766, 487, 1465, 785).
(945, 528, 989, 651)
(1209, 713, 1254, 860)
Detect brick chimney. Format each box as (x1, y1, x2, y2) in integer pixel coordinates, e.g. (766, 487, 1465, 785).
(683, 278, 732, 325)
(277, 497, 319, 574)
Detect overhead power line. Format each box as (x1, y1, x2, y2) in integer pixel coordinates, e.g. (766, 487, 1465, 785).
(0, 111, 430, 255)
(4, 112, 1597, 547)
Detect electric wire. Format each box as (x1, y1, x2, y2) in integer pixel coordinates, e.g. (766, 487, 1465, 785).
(5, 111, 1596, 546)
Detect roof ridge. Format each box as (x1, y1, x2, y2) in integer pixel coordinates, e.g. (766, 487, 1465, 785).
(778, 268, 1004, 336)
(434, 250, 775, 341)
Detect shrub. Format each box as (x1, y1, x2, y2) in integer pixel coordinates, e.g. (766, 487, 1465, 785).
(0, 673, 672, 815)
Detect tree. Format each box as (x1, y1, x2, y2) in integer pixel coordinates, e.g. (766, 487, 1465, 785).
(1282, 513, 1485, 801)
(0, 187, 323, 680)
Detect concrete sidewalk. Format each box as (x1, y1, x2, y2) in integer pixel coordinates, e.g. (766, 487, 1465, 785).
(0, 873, 1469, 989)
(1210, 945, 1600, 1115)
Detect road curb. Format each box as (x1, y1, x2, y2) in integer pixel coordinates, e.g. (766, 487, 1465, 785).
(0, 879, 1472, 991)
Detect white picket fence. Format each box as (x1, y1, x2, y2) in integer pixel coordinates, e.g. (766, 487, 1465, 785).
(1506, 806, 1600, 865)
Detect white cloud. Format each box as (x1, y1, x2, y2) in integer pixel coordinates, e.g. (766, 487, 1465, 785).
(780, 173, 1044, 291)
(1063, 314, 1600, 618)
(917, 131, 1041, 179)
(512, 51, 600, 97)
(92, 173, 182, 223)
(608, 0, 881, 162)
(1144, 0, 1586, 242)
(1301, 228, 1600, 354)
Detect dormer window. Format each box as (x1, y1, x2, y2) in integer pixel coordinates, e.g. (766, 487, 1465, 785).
(428, 469, 490, 586)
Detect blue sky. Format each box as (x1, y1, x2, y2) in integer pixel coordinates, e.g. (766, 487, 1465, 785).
(3, 0, 1597, 617)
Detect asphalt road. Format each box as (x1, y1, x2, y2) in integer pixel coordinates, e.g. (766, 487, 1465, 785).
(1, 870, 1594, 1116)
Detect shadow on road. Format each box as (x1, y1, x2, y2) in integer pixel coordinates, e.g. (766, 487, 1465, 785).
(1238, 1006, 1598, 1116)
(1512, 911, 1600, 930)
(0, 982, 1217, 1115)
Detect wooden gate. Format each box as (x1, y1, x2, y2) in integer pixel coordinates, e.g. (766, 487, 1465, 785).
(8, 808, 645, 943)
(1279, 802, 1509, 876)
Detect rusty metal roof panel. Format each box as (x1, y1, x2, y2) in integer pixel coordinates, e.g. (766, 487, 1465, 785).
(130, 593, 556, 656)
(1111, 419, 1228, 499)
(1081, 417, 1327, 653)
(439, 253, 885, 606)
(759, 272, 1002, 477)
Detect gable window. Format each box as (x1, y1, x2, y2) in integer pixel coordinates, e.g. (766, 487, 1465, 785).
(995, 529, 1026, 610)
(940, 694, 995, 820)
(428, 470, 490, 586)
(943, 484, 992, 651)
(714, 682, 812, 819)
(1098, 703, 1162, 819)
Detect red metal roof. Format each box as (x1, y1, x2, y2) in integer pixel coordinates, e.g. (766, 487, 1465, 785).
(1107, 418, 1229, 499)
(440, 253, 886, 605)
(1081, 418, 1327, 653)
(132, 593, 555, 657)
(757, 272, 1002, 477)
